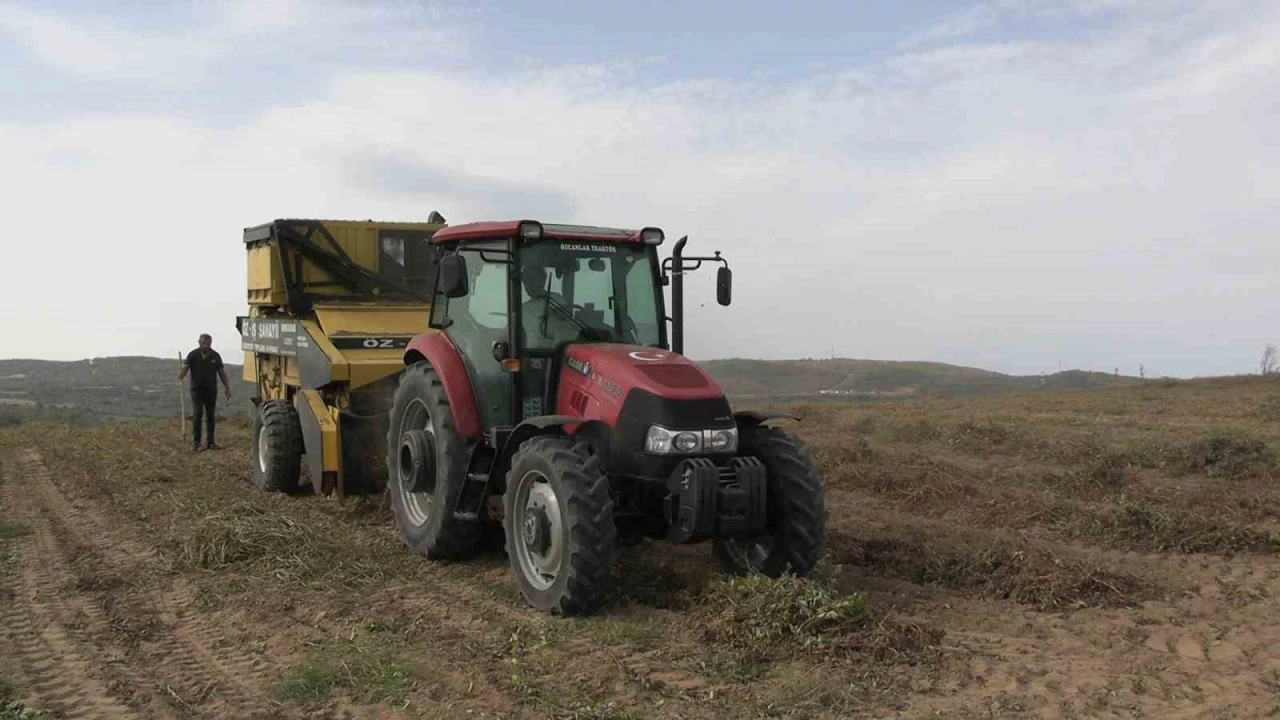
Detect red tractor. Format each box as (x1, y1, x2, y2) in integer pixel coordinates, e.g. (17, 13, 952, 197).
(386, 220, 826, 615)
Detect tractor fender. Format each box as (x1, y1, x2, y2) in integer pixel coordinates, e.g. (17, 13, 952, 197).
(490, 416, 612, 493)
(402, 333, 483, 439)
(734, 410, 801, 428)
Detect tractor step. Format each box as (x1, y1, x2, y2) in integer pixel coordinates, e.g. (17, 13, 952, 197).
(453, 440, 496, 522)
(453, 471, 490, 522)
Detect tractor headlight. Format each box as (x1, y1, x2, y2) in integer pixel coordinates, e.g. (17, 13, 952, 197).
(644, 425, 680, 453)
(644, 425, 737, 455)
(644, 425, 671, 453)
(708, 427, 738, 453)
(673, 432, 700, 452)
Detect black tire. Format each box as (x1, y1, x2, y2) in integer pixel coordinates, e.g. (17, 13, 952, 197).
(713, 425, 826, 577)
(250, 399, 303, 493)
(504, 435, 616, 616)
(385, 361, 480, 560)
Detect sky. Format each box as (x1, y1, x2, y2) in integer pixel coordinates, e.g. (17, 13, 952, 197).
(1, 0, 1277, 378)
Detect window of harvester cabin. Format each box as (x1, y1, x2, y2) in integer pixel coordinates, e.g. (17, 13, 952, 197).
(379, 230, 437, 294)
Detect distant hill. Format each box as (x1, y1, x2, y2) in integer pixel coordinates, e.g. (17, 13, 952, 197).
(0, 356, 257, 425)
(698, 357, 1144, 399)
(0, 354, 1143, 425)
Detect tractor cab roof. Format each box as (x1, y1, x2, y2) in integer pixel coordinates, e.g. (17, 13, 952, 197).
(431, 220, 664, 246)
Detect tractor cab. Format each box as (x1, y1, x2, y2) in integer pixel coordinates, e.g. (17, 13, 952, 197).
(426, 220, 729, 433)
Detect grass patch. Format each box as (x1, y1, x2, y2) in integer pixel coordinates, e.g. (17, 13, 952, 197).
(505, 660, 644, 720)
(70, 553, 126, 593)
(831, 529, 1151, 610)
(884, 418, 943, 443)
(1181, 431, 1276, 479)
(1102, 501, 1280, 553)
(178, 501, 320, 571)
(0, 701, 52, 720)
(1060, 431, 1278, 480)
(0, 682, 49, 720)
(504, 659, 549, 705)
(499, 616, 562, 655)
(1255, 395, 1280, 422)
(576, 616, 665, 647)
(695, 574, 939, 664)
(1079, 450, 1131, 488)
(812, 437, 879, 467)
(835, 453, 978, 503)
(751, 662, 884, 718)
(0, 521, 29, 541)
(547, 699, 645, 720)
(693, 651, 771, 683)
(492, 624, 647, 720)
(945, 417, 1028, 452)
(275, 636, 414, 706)
(173, 500, 390, 586)
(701, 574, 870, 652)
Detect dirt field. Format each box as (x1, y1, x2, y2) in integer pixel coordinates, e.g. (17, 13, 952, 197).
(3, 376, 1280, 719)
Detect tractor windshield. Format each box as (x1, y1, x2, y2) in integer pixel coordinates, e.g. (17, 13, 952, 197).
(519, 240, 662, 350)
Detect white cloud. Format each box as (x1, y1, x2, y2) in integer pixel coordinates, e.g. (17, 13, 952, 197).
(0, 2, 225, 84)
(1, 1, 1278, 377)
(0, 0, 467, 86)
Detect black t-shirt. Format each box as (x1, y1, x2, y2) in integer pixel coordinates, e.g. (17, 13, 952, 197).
(185, 349, 224, 392)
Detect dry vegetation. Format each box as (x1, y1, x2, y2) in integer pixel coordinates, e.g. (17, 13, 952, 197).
(3, 375, 1280, 718)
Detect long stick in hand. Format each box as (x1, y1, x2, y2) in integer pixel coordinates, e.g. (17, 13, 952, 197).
(179, 351, 186, 441)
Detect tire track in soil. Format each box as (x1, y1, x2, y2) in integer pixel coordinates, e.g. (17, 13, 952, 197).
(15, 441, 712, 718)
(13, 447, 283, 719)
(1, 455, 141, 719)
(19, 443, 580, 717)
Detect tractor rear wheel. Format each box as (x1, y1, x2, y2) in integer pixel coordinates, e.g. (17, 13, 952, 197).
(385, 362, 480, 560)
(713, 425, 826, 577)
(250, 399, 303, 493)
(504, 435, 616, 616)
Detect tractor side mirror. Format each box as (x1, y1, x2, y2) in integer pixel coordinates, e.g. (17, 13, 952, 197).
(716, 266, 732, 306)
(439, 254, 469, 298)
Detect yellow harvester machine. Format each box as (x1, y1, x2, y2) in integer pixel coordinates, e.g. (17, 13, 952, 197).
(235, 213, 446, 497)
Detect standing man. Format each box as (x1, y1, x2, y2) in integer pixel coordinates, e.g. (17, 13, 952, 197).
(179, 333, 231, 452)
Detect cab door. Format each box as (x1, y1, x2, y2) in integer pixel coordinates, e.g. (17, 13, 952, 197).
(431, 242, 515, 430)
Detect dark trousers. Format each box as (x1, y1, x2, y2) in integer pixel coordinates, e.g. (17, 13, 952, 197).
(190, 388, 217, 447)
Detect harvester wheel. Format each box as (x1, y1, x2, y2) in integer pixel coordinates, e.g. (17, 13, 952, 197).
(504, 435, 616, 616)
(385, 362, 480, 560)
(713, 425, 826, 577)
(250, 399, 303, 493)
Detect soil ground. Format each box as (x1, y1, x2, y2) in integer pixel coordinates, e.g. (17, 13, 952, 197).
(3, 375, 1280, 719)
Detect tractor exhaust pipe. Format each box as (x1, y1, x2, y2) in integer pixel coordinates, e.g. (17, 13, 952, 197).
(671, 236, 687, 355)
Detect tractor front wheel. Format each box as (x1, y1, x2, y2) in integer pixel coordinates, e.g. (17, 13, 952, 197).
(385, 362, 480, 560)
(250, 399, 303, 493)
(504, 436, 617, 616)
(713, 425, 826, 577)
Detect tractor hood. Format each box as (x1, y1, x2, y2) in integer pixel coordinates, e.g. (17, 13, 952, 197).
(562, 344, 725, 402)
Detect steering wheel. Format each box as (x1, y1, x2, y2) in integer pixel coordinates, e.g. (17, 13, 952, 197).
(619, 315, 640, 343)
